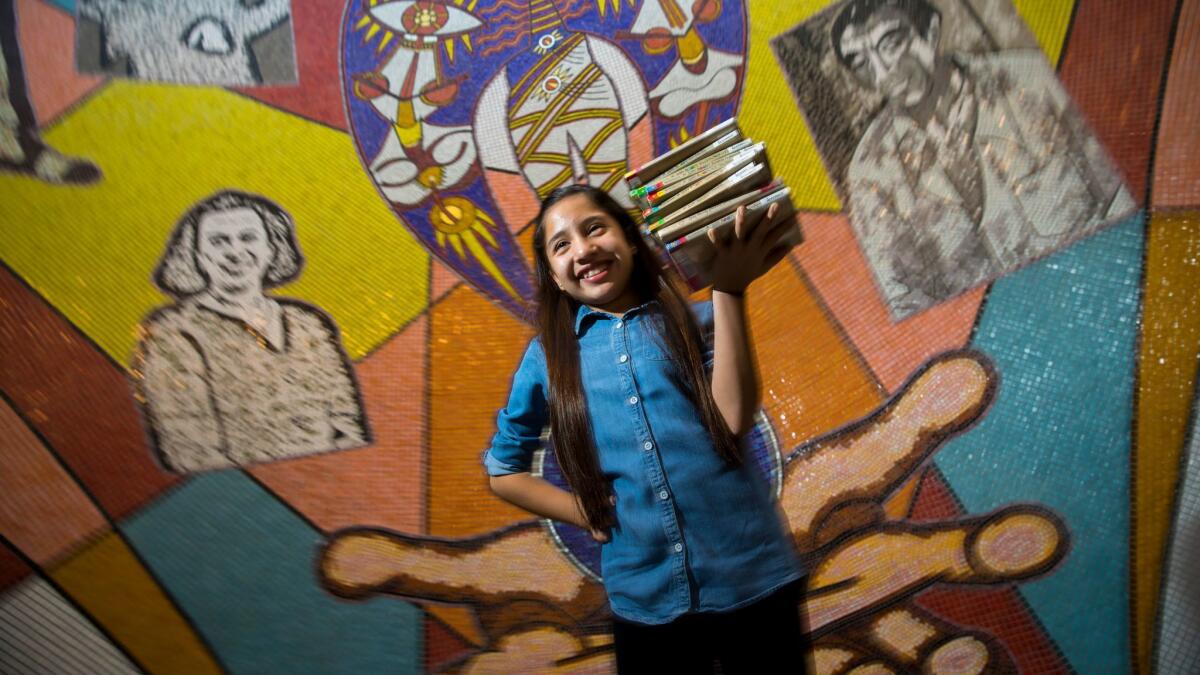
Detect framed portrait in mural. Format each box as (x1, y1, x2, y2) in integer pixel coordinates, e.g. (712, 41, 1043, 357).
(132, 191, 371, 473)
(74, 0, 298, 85)
(771, 0, 1135, 320)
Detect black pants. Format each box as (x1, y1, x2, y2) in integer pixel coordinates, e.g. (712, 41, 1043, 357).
(611, 578, 810, 674)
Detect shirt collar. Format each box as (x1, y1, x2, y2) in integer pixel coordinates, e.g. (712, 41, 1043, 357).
(573, 298, 658, 336)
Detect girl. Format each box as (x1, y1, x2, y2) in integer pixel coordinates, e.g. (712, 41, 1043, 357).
(484, 184, 808, 673)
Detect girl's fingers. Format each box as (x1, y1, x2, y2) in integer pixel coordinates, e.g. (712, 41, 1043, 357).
(734, 205, 748, 241)
(763, 213, 798, 248)
(707, 226, 726, 250)
(749, 203, 784, 246)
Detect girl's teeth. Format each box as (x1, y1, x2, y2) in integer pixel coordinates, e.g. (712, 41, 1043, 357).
(584, 264, 608, 279)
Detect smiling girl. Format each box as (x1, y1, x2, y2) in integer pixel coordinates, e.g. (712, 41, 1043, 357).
(484, 184, 808, 672)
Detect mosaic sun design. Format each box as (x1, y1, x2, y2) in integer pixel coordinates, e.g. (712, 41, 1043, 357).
(342, 0, 748, 318)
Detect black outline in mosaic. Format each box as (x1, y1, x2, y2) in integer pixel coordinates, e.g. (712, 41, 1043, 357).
(128, 190, 373, 474)
(1126, 0, 1188, 644)
(222, 88, 349, 135)
(0, 534, 151, 675)
(1142, 0, 1188, 210)
(1128, 217, 1154, 675)
(1148, 353, 1200, 671)
(0, 390, 228, 674)
(1054, 0, 1084, 70)
(964, 283, 994, 346)
(0, 270, 314, 672)
(785, 247, 888, 398)
(0, 269, 216, 559)
(30, 78, 113, 137)
(238, 470, 325, 534)
(0, 260, 127, 376)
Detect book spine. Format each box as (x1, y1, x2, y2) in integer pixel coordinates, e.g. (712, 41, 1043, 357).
(636, 137, 753, 200)
(664, 189, 796, 291)
(644, 143, 762, 222)
(655, 176, 781, 243)
(641, 139, 755, 203)
(624, 117, 740, 186)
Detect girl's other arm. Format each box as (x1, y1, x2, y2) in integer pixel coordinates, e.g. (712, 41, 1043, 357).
(485, 339, 610, 542)
(489, 473, 610, 542)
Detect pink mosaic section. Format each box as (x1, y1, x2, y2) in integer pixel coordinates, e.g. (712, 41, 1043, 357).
(251, 313, 429, 535)
(1152, 0, 1200, 208)
(0, 399, 109, 567)
(791, 211, 985, 392)
(16, 0, 104, 126)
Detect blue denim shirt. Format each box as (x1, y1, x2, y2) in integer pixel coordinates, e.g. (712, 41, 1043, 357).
(483, 298, 804, 624)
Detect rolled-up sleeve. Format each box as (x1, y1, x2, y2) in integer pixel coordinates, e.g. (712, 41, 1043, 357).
(483, 338, 550, 476)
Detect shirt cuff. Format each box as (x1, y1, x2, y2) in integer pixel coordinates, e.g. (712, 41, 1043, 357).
(482, 448, 530, 476)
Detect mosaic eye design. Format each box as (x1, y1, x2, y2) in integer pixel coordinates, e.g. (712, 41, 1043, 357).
(368, 0, 483, 42)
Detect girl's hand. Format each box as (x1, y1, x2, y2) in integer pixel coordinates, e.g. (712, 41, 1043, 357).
(705, 203, 798, 294)
(589, 494, 616, 543)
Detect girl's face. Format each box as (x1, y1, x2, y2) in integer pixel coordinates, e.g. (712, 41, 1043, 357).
(542, 193, 641, 315)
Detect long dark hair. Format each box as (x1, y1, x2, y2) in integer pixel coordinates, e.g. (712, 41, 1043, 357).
(532, 184, 743, 532)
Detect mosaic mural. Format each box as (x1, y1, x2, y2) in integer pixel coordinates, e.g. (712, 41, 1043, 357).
(771, 0, 1135, 320)
(1, 0, 1198, 673)
(134, 190, 371, 473)
(75, 0, 298, 85)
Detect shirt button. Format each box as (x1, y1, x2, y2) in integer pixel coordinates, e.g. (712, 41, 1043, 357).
(643, 441, 653, 450)
(619, 354, 628, 363)
(615, 320, 623, 328)
(659, 490, 668, 500)
(674, 543, 683, 553)
(629, 396, 639, 405)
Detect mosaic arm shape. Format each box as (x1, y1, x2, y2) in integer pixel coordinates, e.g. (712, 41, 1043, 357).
(786, 349, 1067, 672)
(317, 349, 1067, 672)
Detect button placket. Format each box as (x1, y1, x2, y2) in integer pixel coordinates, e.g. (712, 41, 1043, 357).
(615, 312, 693, 611)
(613, 319, 656, 464)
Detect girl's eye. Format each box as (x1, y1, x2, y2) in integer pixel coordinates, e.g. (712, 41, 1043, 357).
(553, 241, 567, 252)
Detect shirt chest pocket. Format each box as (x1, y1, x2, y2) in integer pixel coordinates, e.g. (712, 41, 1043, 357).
(632, 316, 677, 361)
(636, 335, 675, 361)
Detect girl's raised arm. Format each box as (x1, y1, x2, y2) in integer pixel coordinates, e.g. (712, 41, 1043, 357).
(705, 203, 796, 435)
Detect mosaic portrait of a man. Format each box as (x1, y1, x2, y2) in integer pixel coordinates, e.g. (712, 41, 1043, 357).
(773, 0, 1135, 319)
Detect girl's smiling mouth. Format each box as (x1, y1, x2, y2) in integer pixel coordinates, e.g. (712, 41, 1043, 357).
(579, 261, 613, 283)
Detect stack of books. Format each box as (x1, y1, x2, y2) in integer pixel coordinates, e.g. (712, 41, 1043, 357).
(625, 118, 802, 292)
